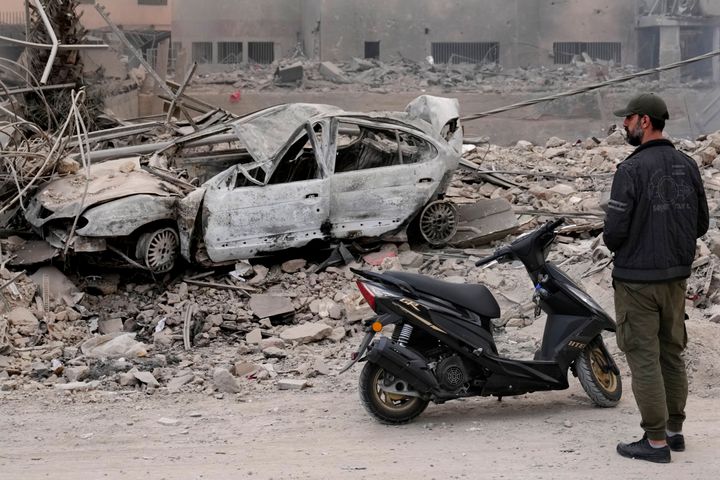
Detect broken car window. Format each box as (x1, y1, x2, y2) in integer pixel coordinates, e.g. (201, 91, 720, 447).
(234, 164, 267, 187)
(172, 138, 253, 184)
(267, 123, 323, 184)
(334, 122, 437, 173)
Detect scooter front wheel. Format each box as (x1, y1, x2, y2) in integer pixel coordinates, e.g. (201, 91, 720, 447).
(576, 339, 622, 407)
(359, 361, 429, 424)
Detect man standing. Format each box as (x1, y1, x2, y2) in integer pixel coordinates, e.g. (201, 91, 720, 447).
(604, 93, 709, 463)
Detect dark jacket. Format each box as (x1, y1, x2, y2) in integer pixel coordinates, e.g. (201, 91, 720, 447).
(603, 139, 709, 283)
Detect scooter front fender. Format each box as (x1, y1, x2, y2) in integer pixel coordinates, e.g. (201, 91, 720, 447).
(536, 313, 615, 367)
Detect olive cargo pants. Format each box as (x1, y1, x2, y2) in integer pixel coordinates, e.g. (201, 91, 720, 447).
(613, 279, 688, 441)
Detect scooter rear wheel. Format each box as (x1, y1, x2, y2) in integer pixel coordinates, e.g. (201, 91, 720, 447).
(576, 338, 622, 407)
(359, 361, 429, 424)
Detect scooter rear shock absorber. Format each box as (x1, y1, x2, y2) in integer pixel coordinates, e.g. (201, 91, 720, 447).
(397, 323, 413, 346)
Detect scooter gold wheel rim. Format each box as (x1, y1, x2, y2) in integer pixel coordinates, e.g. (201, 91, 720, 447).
(371, 366, 422, 413)
(590, 347, 618, 393)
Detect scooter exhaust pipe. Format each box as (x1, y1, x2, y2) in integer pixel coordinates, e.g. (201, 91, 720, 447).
(366, 336, 439, 393)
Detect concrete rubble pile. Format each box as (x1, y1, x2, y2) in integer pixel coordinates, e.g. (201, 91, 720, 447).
(3, 127, 720, 400)
(194, 57, 670, 94)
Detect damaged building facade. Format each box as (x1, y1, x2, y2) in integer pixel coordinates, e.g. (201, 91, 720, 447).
(1, 0, 171, 30)
(4, 1, 719, 82)
(1, 0, 172, 77)
(170, 0, 720, 82)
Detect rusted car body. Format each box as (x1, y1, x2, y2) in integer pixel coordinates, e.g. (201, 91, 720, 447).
(25, 95, 462, 272)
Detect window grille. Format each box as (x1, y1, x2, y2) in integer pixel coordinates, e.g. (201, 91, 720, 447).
(248, 42, 274, 64)
(169, 41, 181, 71)
(430, 42, 499, 64)
(0, 11, 25, 24)
(145, 47, 157, 69)
(218, 42, 243, 64)
(191, 42, 213, 64)
(553, 42, 621, 64)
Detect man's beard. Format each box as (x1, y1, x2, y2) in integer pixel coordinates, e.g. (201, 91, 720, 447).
(625, 123, 643, 146)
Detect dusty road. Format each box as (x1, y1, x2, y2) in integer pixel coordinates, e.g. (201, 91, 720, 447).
(2, 374, 718, 480)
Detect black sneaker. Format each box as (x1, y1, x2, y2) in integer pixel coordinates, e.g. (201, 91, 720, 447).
(617, 438, 671, 463)
(666, 434, 685, 452)
(642, 432, 685, 452)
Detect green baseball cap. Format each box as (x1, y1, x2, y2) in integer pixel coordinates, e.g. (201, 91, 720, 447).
(613, 93, 669, 120)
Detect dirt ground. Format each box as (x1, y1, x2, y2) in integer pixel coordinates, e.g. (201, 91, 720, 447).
(2, 361, 719, 480)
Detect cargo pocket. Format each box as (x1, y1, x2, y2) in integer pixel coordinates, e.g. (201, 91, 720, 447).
(615, 311, 633, 352)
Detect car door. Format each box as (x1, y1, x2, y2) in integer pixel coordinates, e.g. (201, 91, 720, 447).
(328, 118, 445, 239)
(202, 121, 330, 262)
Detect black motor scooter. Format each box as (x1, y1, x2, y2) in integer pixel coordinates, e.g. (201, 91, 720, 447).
(341, 218, 621, 424)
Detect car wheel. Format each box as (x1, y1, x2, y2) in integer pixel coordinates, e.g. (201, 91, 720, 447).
(135, 227, 179, 273)
(419, 200, 458, 246)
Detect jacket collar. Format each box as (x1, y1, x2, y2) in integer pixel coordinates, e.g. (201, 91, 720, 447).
(628, 138, 675, 158)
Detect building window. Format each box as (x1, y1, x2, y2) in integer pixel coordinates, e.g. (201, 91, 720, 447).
(138, 0, 168, 5)
(553, 42, 621, 64)
(191, 42, 213, 64)
(218, 42, 243, 64)
(169, 41, 181, 70)
(365, 41, 380, 59)
(248, 42, 274, 64)
(430, 42, 499, 64)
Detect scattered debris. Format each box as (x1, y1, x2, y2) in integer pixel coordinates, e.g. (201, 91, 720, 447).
(450, 198, 519, 247)
(1, 7, 719, 402)
(319, 62, 350, 84)
(275, 62, 304, 85)
(248, 294, 295, 321)
(277, 379, 310, 390)
(194, 57, 662, 97)
(280, 322, 333, 344)
(80, 333, 148, 359)
(212, 367, 240, 394)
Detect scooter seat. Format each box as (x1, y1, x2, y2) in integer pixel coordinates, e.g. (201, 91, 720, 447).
(383, 271, 500, 319)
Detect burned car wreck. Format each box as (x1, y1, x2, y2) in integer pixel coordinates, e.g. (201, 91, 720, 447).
(24, 95, 463, 272)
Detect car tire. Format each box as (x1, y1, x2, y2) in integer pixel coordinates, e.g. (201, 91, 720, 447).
(135, 226, 179, 273)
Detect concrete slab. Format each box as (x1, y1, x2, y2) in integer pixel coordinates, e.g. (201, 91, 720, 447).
(275, 62, 304, 84)
(248, 295, 294, 319)
(319, 62, 350, 83)
(450, 198, 519, 247)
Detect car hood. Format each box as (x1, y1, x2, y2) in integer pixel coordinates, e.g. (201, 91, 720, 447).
(26, 157, 184, 227)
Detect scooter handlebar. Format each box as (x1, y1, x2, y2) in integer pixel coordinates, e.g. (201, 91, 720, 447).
(475, 246, 512, 266)
(545, 217, 565, 232)
(474, 218, 565, 267)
